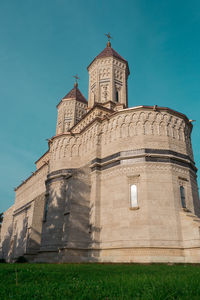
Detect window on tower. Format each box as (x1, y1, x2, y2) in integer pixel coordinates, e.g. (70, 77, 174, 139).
(180, 186, 186, 208)
(116, 91, 119, 102)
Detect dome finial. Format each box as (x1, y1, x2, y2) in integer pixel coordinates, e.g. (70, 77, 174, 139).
(73, 74, 80, 87)
(105, 32, 112, 47)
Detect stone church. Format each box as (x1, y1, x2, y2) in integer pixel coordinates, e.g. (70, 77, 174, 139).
(1, 38, 200, 263)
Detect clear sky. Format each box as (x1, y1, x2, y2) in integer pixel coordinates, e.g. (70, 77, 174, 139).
(0, 0, 200, 212)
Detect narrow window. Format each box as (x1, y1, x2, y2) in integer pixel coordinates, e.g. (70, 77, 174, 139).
(130, 184, 138, 208)
(116, 91, 119, 102)
(180, 186, 186, 208)
(44, 199, 49, 221)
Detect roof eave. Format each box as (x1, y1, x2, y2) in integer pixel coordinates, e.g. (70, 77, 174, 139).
(87, 56, 130, 76)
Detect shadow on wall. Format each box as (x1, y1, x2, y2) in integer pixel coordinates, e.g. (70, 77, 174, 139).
(190, 172, 200, 218)
(0, 224, 13, 261)
(1, 168, 101, 263)
(1, 213, 41, 262)
(1, 216, 27, 262)
(40, 168, 100, 262)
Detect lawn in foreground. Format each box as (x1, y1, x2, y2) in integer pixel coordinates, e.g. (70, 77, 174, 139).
(1, 263, 200, 299)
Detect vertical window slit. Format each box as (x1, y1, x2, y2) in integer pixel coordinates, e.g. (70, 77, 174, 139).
(44, 198, 49, 221)
(180, 186, 186, 208)
(116, 91, 119, 102)
(130, 184, 138, 208)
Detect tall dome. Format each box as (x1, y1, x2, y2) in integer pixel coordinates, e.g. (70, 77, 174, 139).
(87, 40, 130, 109)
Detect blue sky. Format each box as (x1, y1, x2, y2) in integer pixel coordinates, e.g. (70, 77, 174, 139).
(0, 0, 200, 212)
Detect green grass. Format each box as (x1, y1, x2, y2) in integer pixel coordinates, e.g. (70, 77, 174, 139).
(1, 263, 200, 299)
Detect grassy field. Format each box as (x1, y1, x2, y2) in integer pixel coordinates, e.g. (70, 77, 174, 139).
(1, 263, 200, 299)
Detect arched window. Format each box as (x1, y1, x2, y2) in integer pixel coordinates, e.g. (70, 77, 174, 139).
(116, 91, 119, 102)
(130, 184, 138, 208)
(180, 186, 186, 208)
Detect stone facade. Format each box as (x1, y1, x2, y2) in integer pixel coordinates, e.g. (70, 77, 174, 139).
(1, 41, 200, 263)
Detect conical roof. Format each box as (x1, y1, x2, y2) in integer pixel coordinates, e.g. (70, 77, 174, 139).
(62, 84, 87, 104)
(95, 46, 127, 63)
(88, 42, 130, 75)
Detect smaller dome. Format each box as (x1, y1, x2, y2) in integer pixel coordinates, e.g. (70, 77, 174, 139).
(62, 84, 87, 104)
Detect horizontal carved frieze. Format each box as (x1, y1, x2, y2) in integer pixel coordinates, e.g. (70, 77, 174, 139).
(50, 108, 194, 165)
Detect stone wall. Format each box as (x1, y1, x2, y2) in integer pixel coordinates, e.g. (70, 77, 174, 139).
(0, 205, 14, 260)
(0, 164, 48, 261)
(26, 193, 46, 255)
(35, 151, 49, 170)
(15, 164, 48, 210)
(39, 166, 91, 259)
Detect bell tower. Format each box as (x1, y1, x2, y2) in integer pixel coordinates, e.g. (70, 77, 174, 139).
(87, 34, 130, 109)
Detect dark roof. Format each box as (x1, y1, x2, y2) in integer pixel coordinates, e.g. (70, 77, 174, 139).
(62, 85, 87, 104)
(88, 44, 130, 75)
(96, 46, 127, 62)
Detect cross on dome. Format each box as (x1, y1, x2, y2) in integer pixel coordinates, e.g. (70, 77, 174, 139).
(105, 32, 112, 47)
(105, 32, 112, 41)
(73, 74, 80, 87)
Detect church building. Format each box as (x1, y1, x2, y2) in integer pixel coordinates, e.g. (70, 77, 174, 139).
(1, 37, 200, 263)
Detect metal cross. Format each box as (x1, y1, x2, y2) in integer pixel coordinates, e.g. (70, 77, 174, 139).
(73, 74, 80, 83)
(105, 32, 112, 42)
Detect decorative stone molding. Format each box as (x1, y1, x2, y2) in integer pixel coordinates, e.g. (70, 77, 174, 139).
(50, 108, 194, 169)
(101, 163, 191, 179)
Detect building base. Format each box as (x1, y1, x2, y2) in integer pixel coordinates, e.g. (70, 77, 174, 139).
(31, 247, 200, 264)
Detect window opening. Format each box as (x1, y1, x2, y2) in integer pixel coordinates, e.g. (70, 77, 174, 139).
(180, 186, 186, 208)
(130, 184, 138, 208)
(116, 91, 119, 102)
(44, 199, 49, 221)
